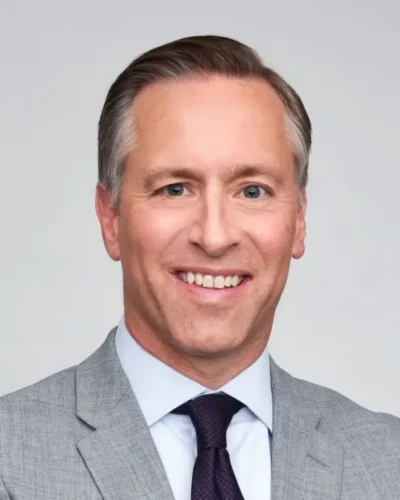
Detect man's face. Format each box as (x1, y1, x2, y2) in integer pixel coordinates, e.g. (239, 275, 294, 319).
(98, 76, 306, 358)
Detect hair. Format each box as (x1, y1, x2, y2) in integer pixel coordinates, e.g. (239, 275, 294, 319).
(98, 35, 312, 210)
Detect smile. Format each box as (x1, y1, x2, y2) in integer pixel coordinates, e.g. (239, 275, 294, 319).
(177, 271, 249, 290)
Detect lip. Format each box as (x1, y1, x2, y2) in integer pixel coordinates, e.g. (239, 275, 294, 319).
(172, 272, 252, 303)
(172, 267, 252, 277)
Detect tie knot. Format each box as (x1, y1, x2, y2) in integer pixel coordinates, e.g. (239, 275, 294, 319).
(173, 393, 244, 451)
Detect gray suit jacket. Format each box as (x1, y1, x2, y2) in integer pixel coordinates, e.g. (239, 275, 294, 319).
(1, 328, 400, 499)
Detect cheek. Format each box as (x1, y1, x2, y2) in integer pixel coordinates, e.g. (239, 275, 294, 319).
(120, 208, 186, 259)
(251, 214, 295, 255)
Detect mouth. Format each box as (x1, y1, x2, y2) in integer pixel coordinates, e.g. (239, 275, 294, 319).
(176, 271, 250, 290)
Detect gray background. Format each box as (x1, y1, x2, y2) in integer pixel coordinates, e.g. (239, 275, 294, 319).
(1, 0, 399, 415)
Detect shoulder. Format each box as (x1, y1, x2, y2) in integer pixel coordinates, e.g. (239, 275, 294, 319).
(285, 371, 400, 490)
(0, 365, 78, 438)
(0, 365, 77, 410)
(272, 359, 400, 444)
(0, 328, 118, 437)
(0, 365, 87, 476)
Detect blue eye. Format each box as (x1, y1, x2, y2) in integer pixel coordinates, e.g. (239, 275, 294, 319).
(243, 185, 268, 198)
(161, 183, 187, 196)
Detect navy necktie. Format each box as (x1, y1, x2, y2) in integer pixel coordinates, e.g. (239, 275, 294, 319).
(173, 393, 245, 500)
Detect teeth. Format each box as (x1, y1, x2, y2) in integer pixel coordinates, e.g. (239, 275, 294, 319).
(178, 272, 245, 289)
(202, 275, 214, 288)
(224, 276, 232, 287)
(214, 276, 225, 289)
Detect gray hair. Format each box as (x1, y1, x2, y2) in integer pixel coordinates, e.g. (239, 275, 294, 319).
(98, 35, 312, 210)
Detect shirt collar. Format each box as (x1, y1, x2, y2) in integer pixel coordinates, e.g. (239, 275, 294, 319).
(115, 316, 273, 431)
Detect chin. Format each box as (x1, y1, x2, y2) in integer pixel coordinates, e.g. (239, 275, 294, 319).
(174, 334, 245, 359)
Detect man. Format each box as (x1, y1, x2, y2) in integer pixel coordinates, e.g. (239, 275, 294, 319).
(0, 35, 399, 500)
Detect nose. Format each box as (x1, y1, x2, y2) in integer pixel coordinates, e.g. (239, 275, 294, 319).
(188, 190, 240, 257)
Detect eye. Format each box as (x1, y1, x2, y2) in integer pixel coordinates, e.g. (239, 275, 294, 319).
(158, 183, 188, 196)
(242, 185, 269, 199)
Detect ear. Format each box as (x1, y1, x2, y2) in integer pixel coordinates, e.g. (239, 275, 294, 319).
(95, 183, 121, 261)
(292, 189, 307, 260)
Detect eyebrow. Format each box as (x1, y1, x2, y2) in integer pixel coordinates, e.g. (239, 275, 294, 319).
(143, 163, 281, 190)
(143, 167, 202, 190)
(226, 164, 279, 181)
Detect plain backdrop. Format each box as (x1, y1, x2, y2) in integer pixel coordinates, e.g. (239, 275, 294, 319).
(0, 0, 399, 415)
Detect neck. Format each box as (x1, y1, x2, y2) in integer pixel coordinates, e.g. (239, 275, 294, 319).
(123, 312, 271, 390)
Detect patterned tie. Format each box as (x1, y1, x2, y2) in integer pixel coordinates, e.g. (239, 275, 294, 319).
(172, 393, 245, 500)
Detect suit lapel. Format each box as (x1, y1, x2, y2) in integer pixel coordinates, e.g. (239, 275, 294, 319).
(75, 329, 175, 500)
(270, 358, 344, 500)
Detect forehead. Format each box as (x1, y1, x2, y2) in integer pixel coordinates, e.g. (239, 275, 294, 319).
(129, 76, 292, 174)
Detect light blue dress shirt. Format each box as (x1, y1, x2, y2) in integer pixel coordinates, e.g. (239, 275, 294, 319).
(115, 316, 272, 500)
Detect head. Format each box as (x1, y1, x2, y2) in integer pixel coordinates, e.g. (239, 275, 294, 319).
(96, 35, 311, 380)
